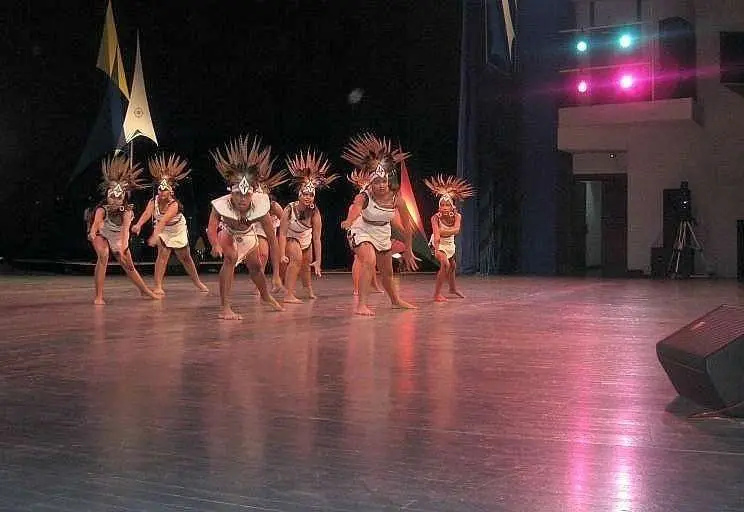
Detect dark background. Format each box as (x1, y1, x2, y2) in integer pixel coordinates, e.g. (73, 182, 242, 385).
(0, 0, 461, 268)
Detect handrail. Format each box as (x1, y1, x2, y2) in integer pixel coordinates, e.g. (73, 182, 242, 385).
(559, 20, 647, 34)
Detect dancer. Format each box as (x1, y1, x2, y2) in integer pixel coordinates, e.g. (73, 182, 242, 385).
(87, 154, 159, 304)
(131, 153, 209, 296)
(278, 150, 339, 303)
(340, 133, 419, 316)
(346, 170, 383, 296)
(424, 174, 474, 301)
(206, 135, 284, 319)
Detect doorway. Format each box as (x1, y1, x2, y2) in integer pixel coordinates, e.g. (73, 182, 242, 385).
(569, 174, 628, 276)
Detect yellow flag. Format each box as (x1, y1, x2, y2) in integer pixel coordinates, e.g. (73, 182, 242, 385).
(96, 1, 129, 99)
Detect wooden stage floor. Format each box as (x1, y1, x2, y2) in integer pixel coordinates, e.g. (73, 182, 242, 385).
(2, 273, 744, 511)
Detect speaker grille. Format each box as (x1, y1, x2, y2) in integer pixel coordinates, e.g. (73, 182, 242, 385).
(657, 305, 744, 409)
(658, 305, 744, 360)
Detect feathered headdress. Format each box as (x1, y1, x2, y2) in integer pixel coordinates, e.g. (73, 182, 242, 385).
(341, 132, 409, 182)
(256, 157, 289, 193)
(148, 153, 191, 192)
(424, 174, 475, 206)
(99, 154, 146, 198)
(286, 149, 339, 196)
(210, 134, 272, 195)
(347, 168, 372, 191)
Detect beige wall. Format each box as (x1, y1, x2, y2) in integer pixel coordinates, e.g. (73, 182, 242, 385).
(624, 124, 706, 274)
(573, 152, 627, 174)
(571, 0, 695, 28)
(692, 0, 744, 277)
(564, 0, 744, 277)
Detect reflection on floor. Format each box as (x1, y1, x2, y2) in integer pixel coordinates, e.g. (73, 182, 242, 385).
(2, 274, 744, 511)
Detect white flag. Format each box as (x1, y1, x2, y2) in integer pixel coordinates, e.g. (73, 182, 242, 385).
(123, 32, 158, 145)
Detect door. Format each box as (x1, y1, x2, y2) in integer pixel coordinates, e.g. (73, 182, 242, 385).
(569, 180, 588, 273)
(569, 173, 628, 276)
(600, 174, 628, 276)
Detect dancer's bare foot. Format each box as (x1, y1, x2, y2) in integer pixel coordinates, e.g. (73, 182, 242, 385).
(196, 282, 210, 293)
(434, 294, 448, 302)
(354, 304, 376, 316)
(353, 289, 359, 296)
(153, 288, 165, 297)
(283, 294, 303, 304)
(93, 297, 106, 306)
(449, 289, 465, 298)
(307, 289, 317, 299)
(142, 290, 161, 300)
(262, 296, 285, 311)
(219, 307, 243, 320)
(372, 286, 384, 294)
(392, 299, 417, 310)
(271, 277, 284, 293)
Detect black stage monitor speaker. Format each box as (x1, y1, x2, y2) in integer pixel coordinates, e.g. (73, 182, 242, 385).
(720, 31, 744, 84)
(737, 220, 744, 282)
(658, 17, 696, 99)
(657, 305, 744, 410)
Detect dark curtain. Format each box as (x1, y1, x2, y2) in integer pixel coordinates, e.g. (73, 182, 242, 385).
(517, 0, 572, 274)
(457, 0, 519, 275)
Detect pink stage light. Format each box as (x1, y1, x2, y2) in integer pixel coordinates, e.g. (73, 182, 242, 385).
(577, 80, 589, 93)
(619, 74, 634, 89)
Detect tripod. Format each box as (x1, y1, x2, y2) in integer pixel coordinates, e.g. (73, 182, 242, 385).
(667, 217, 706, 278)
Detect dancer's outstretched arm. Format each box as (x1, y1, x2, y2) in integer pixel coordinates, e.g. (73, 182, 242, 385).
(206, 208, 222, 258)
(430, 214, 441, 250)
(340, 193, 365, 230)
(270, 201, 284, 221)
(260, 213, 283, 286)
(278, 207, 291, 264)
(131, 199, 154, 235)
(439, 213, 461, 237)
(89, 208, 105, 241)
(148, 202, 179, 246)
(310, 209, 323, 276)
(393, 201, 418, 271)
